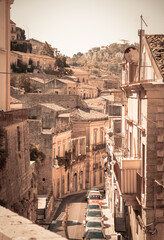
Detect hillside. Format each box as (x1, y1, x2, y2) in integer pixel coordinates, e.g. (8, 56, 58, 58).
(67, 42, 139, 78)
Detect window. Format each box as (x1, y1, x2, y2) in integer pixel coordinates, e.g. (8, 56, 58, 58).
(17, 126, 21, 151)
(93, 172, 96, 186)
(94, 130, 97, 145)
(100, 129, 104, 144)
(58, 146, 60, 157)
(63, 143, 65, 156)
(67, 172, 70, 192)
(100, 170, 102, 184)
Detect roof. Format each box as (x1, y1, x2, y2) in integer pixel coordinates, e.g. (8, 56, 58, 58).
(30, 77, 53, 84)
(10, 20, 16, 25)
(11, 51, 56, 60)
(78, 83, 97, 89)
(57, 78, 76, 84)
(41, 103, 66, 111)
(10, 97, 21, 104)
(58, 113, 70, 118)
(71, 109, 108, 121)
(145, 34, 164, 78)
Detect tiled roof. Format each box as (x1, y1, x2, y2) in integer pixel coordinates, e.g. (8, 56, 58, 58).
(145, 34, 164, 78)
(71, 109, 108, 121)
(10, 97, 21, 104)
(10, 20, 16, 25)
(41, 103, 66, 111)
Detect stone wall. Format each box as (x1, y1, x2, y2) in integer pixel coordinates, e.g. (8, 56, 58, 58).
(28, 119, 53, 195)
(12, 93, 88, 109)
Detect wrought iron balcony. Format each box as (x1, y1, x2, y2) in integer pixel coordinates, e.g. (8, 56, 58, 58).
(92, 143, 106, 151)
(114, 207, 126, 233)
(114, 156, 141, 194)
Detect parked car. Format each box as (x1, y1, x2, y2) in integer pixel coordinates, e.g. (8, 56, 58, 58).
(84, 220, 105, 232)
(86, 203, 101, 211)
(86, 189, 100, 201)
(84, 210, 104, 223)
(88, 192, 102, 206)
(82, 229, 106, 240)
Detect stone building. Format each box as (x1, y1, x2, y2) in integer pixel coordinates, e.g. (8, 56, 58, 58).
(10, 50, 56, 71)
(28, 103, 69, 195)
(107, 32, 164, 240)
(0, 109, 37, 222)
(10, 20, 25, 41)
(52, 108, 109, 200)
(0, 0, 12, 111)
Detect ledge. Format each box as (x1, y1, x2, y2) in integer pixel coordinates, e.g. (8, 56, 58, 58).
(0, 206, 66, 240)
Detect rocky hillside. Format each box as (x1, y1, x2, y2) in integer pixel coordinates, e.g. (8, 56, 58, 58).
(67, 42, 139, 77)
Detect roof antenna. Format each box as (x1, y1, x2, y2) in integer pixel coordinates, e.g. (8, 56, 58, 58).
(138, 15, 148, 81)
(140, 15, 148, 30)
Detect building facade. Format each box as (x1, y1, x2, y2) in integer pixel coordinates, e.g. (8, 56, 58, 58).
(0, 0, 13, 111)
(107, 33, 164, 240)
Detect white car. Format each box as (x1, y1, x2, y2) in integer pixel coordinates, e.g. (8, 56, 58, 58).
(82, 229, 106, 240)
(84, 220, 105, 233)
(85, 210, 104, 223)
(85, 204, 102, 215)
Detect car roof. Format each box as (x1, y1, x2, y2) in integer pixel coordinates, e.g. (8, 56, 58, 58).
(89, 192, 101, 195)
(88, 203, 100, 206)
(87, 220, 102, 223)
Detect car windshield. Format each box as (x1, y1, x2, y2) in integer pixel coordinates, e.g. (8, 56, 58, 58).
(87, 211, 102, 217)
(88, 205, 100, 209)
(87, 222, 102, 228)
(89, 195, 100, 200)
(87, 231, 104, 239)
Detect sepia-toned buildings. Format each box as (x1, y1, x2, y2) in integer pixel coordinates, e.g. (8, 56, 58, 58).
(107, 32, 164, 240)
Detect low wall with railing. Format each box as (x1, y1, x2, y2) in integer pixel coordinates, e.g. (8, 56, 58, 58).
(0, 206, 66, 240)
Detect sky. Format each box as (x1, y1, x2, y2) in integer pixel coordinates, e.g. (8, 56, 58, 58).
(11, 0, 164, 57)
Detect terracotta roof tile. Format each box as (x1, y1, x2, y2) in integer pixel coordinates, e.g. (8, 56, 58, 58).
(145, 34, 164, 78)
(71, 109, 108, 121)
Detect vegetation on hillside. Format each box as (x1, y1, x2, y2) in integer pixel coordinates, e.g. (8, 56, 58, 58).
(11, 41, 32, 53)
(68, 42, 139, 77)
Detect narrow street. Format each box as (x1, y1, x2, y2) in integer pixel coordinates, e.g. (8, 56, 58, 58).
(49, 193, 87, 240)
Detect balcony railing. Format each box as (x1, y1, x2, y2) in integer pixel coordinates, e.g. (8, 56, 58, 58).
(114, 157, 141, 194)
(136, 172, 142, 202)
(92, 143, 106, 151)
(114, 208, 126, 233)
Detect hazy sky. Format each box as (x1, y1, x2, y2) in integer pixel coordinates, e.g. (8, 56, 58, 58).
(11, 0, 164, 57)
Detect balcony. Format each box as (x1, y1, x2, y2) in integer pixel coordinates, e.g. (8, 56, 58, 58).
(92, 143, 106, 151)
(114, 157, 141, 194)
(114, 208, 126, 233)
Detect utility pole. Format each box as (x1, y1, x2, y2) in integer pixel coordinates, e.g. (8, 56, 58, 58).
(138, 15, 148, 82)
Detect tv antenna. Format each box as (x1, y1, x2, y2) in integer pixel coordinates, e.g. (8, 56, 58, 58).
(140, 15, 148, 30)
(138, 15, 148, 82)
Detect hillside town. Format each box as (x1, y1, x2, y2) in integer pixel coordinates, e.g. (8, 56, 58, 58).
(0, 1, 164, 240)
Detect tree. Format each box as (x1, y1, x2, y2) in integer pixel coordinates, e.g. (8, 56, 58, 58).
(14, 74, 36, 93)
(40, 41, 54, 58)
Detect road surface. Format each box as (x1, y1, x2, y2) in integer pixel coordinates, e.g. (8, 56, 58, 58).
(49, 192, 87, 240)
